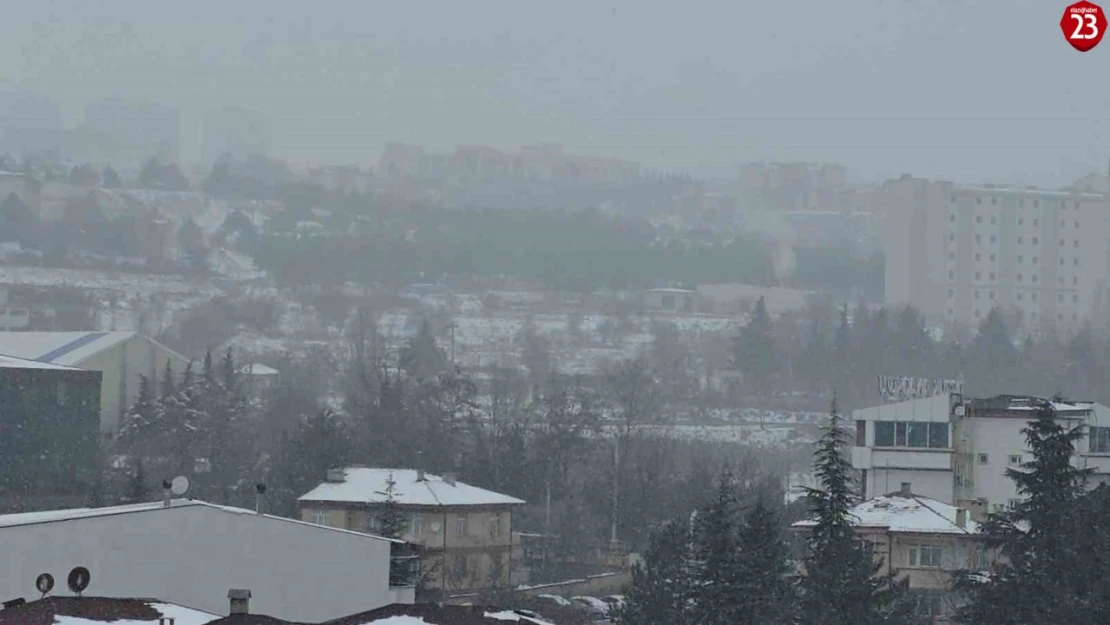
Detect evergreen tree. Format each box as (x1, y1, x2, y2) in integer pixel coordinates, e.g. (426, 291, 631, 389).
(376, 469, 407, 539)
(620, 519, 694, 625)
(690, 470, 743, 625)
(400, 318, 448, 379)
(732, 296, 777, 392)
(101, 165, 123, 189)
(799, 398, 915, 625)
(735, 497, 795, 625)
(955, 399, 1096, 624)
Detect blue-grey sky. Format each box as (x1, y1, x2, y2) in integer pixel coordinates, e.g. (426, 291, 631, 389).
(1, 0, 1107, 185)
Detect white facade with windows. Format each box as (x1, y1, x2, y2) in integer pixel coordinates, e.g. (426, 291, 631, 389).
(882, 175, 1110, 333)
(852, 394, 1110, 517)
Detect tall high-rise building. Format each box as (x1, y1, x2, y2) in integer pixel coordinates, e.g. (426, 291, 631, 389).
(83, 97, 180, 163)
(0, 91, 64, 156)
(882, 175, 1110, 333)
(201, 106, 271, 167)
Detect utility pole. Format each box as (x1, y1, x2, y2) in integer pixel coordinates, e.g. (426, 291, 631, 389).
(447, 322, 457, 366)
(610, 435, 619, 547)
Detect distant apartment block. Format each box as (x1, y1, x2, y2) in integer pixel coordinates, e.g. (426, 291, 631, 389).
(202, 106, 272, 167)
(881, 175, 1110, 333)
(739, 161, 876, 213)
(0, 90, 64, 156)
(84, 98, 180, 163)
(851, 393, 1110, 519)
(378, 142, 640, 184)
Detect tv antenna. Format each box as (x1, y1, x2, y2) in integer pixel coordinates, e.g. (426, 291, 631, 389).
(35, 573, 54, 598)
(67, 567, 90, 596)
(170, 476, 190, 497)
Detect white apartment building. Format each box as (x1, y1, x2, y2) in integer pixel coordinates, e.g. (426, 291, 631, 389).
(882, 175, 1110, 333)
(851, 394, 1110, 519)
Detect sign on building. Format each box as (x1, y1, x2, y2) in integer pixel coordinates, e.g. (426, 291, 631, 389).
(877, 375, 964, 401)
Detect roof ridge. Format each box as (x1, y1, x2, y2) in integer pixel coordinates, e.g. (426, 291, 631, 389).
(911, 494, 971, 534)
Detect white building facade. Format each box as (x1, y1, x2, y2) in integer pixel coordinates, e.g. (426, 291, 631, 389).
(881, 175, 1110, 333)
(0, 500, 412, 622)
(851, 394, 1110, 518)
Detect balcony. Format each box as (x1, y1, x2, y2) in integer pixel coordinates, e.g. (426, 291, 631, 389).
(854, 446, 953, 471)
(390, 544, 420, 588)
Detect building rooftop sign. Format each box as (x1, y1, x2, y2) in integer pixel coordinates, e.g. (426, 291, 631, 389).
(878, 375, 964, 402)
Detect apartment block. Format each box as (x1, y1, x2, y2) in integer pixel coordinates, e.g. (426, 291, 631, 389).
(851, 393, 1110, 518)
(881, 175, 1110, 333)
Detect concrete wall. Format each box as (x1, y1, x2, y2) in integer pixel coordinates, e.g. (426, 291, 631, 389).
(0, 503, 399, 622)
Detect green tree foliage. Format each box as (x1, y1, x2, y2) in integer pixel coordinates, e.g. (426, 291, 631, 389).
(399, 319, 448, 380)
(376, 469, 407, 540)
(732, 296, 778, 392)
(799, 399, 915, 625)
(955, 399, 1099, 624)
(620, 519, 694, 625)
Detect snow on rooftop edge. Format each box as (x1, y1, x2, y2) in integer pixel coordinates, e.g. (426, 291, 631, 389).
(299, 468, 526, 507)
(792, 494, 979, 535)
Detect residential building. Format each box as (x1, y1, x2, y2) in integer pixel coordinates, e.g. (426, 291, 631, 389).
(203, 603, 557, 625)
(0, 597, 219, 625)
(0, 331, 188, 434)
(202, 106, 272, 167)
(792, 485, 987, 622)
(299, 468, 526, 597)
(0, 499, 411, 622)
(851, 393, 1110, 516)
(881, 175, 1110, 333)
(0, 355, 101, 505)
(84, 98, 180, 163)
(0, 91, 64, 156)
(640, 288, 698, 313)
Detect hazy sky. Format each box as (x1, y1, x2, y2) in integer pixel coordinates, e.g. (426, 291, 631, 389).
(2, 0, 1108, 185)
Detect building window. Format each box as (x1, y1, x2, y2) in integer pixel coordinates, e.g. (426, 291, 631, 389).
(975, 253, 981, 261)
(488, 514, 501, 537)
(1017, 274, 1023, 282)
(1075, 221, 1080, 228)
(1032, 256, 1038, 265)
(411, 512, 423, 535)
(974, 309, 981, 318)
(1075, 258, 1080, 266)
(1073, 276, 1078, 285)
(1061, 220, 1067, 228)
(989, 291, 995, 300)
(1018, 255, 1024, 263)
(873, 421, 949, 449)
(976, 197, 982, 205)
(974, 291, 980, 299)
(1059, 293, 1064, 303)
(455, 516, 469, 535)
(1032, 293, 1038, 301)
(990, 253, 996, 261)
(1017, 292, 1023, 301)
(1018, 217, 1024, 225)
(1074, 239, 1080, 248)
(991, 235, 997, 243)
(950, 214, 956, 222)
(989, 273, 995, 281)
(1061, 239, 1066, 247)
(976, 215, 982, 223)
(1032, 275, 1037, 283)
(1091, 427, 1110, 453)
(948, 270, 954, 279)
(991, 216, 997, 224)
(949, 233, 955, 242)
(976, 234, 982, 244)
(1033, 237, 1039, 244)
(310, 510, 330, 527)
(991, 197, 997, 206)
(1008, 454, 1023, 466)
(949, 252, 955, 260)
(1074, 294, 1079, 303)
(1018, 237, 1024, 245)
(908, 545, 945, 568)
(452, 555, 469, 580)
(1074, 202, 1080, 209)
(975, 272, 981, 280)
(1008, 499, 1022, 510)
(947, 289, 954, 298)
(978, 453, 989, 465)
(1060, 257, 1066, 266)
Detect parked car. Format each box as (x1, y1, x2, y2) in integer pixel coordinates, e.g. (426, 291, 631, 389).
(536, 594, 573, 608)
(601, 595, 626, 612)
(572, 596, 611, 620)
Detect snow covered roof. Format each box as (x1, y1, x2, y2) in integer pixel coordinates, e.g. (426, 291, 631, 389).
(0, 353, 84, 370)
(0, 331, 160, 366)
(792, 493, 980, 535)
(0, 498, 401, 542)
(324, 604, 555, 625)
(242, 362, 280, 376)
(0, 597, 219, 625)
(299, 468, 526, 507)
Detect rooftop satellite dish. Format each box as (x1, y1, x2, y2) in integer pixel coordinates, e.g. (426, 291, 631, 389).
(67, 567, 90, 595)
(170, 476, 190, 497)
(35, 573, 53, 597)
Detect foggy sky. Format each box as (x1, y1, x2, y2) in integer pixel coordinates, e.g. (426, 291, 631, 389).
(2, 0, 1107, 185)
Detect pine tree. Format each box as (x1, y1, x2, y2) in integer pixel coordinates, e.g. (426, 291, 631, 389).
(735, 497, 794, 625)
(732, 296, 777, 393)
(620, 519, 694, 625)
(690, 469, 743, 625)
(955, 398, 1095, 624)
(799, 398, 915, 625)
(376, 469, 407, 539)
(101, 165, 123, 189)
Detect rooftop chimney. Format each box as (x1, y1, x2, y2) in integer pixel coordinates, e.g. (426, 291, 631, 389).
(255, 483, 266, 515)
(443, 472, 457, 487)
(900, 482, 912, 497)
(159, 618, 175, 625)
(416, 469, 426, 482)
(162, 480, 172, 508)
(956, 508, 967, 529)
(228, 589, 251, 615)
(326, 468, 346, 483)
